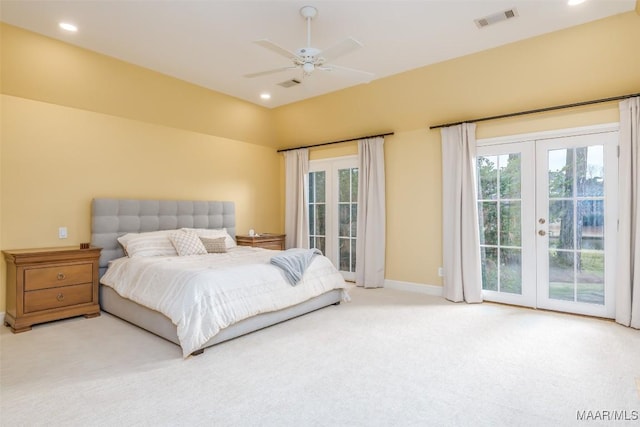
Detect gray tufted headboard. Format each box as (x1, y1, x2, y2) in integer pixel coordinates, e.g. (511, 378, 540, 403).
(90, 198, 235, 277)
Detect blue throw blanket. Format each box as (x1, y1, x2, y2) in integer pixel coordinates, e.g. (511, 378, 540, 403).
(270, 248, 322, 286)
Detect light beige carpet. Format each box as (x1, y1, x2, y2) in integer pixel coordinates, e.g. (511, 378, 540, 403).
(1, 286, 638, 426)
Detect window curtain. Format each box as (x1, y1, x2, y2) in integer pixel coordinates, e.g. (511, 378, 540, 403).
(616, 96, 640, 329)
(355, 136, 386, 288)
(441, 123, 483, 303)
(284, 148, 309, 249)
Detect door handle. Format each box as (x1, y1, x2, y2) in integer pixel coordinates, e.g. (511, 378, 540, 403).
(538, 218, 546, 224)
(538, 230, 546, 236)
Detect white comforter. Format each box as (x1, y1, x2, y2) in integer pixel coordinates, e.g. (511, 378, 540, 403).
(100, 247, 349, 357)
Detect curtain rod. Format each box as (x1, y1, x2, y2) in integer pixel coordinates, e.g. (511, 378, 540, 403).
(277, 132, 394, 153)
(429, 92, 640, 130)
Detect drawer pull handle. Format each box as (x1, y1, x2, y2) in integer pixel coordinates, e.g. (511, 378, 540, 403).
(57, 273, 66, 280)
(56, 293, 64, 302)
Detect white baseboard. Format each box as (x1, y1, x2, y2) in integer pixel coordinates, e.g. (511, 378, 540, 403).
(384, 280, 444, 297)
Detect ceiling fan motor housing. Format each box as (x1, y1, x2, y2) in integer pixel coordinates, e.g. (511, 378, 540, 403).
(296, 47, 322, 61)
(300, 6, 318, 19)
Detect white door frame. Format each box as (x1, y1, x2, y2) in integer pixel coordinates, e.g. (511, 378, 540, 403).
(476, 141, 536, 307)
(535, 131, 618, 318)
(477, 123, 619, 318)
(309, 155, 358, 280)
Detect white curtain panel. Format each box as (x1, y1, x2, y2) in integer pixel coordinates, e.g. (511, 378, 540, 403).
(441, 123, 483, 303)
(615, 96, 640, 329)
(284, 148, 309, 249)
(356, 136, 386, 288)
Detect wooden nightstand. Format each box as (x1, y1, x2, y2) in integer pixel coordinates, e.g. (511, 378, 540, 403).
(236, 234, 286, 250)
(3, 246, 101, 333)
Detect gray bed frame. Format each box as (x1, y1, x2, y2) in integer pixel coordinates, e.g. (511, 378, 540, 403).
(90, 198, 341, 356)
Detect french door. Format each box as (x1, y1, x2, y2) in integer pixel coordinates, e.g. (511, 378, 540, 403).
(308, 156, 358, 280)
(477, 127, 618, 318)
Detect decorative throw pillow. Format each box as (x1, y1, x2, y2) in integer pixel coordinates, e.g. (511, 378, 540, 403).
(199, 237, 227, 254)
(182, 228, 237, 249)
(170, 230, 208, 256)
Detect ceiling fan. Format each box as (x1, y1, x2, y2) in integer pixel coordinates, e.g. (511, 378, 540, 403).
(244, 5, 374, 80)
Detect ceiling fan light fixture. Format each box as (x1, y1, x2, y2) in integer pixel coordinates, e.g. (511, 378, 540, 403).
(302, 62, 315, 74)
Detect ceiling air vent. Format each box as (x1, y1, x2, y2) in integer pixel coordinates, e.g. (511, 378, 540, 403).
(474, 8, 519, 29)
(278, 79, 301, 88)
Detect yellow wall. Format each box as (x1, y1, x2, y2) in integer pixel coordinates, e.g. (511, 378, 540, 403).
(1, 11, 640, 312)
(273, 11, 640, 287)
(1, 24, 277, 148)
(0, 24, 282, 312)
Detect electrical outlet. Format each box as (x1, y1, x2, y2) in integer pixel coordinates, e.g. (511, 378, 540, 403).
(58, 227, 68, 239)
(438, 267, 444, 277)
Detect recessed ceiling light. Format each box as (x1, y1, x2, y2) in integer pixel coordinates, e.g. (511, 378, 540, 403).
(59, 22, 78, 32)
(568, 0, 586, 5)
(260, 93, 271, 100)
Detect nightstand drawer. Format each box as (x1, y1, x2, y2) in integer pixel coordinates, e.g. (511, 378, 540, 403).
(24, 283, 93, 313)
(24, 263, 93, 291)
(236, 234, 286, 250)
(257, 242, 285, 250)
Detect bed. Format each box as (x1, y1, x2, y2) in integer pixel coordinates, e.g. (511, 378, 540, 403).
(90, 198, 348, 357)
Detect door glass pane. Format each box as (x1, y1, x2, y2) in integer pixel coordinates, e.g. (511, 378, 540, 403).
(308, 173, 315, 203)
(549, 250, 575, 301)
(339, 238, 350, 271)
(352, 169, 358, 200)
(316, 204, 325, 235)
(500, 248, 522, 294)
(477, 156, 498, 200)
(576, 252, 604, 304)
(351, 204, 357, 237)
(578, 200, 603, 250)
(499, 154, 521, 199)
(315, 172, 326, 203)
(480, 247, 498, 291)
(351, 239, 357, 272)
(315, 237, 325, 254)
(548, 200, 574, 250)
(339, 204, 350, 236)
(549, 149, 573, 198)
(478, 202, 498, 245)
(576, 146, 604, 197)
(339, 169, 350, 202)
(500, 201, 521, 247)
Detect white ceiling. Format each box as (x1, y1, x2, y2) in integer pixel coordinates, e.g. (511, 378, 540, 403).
(0, 0, 635, 108)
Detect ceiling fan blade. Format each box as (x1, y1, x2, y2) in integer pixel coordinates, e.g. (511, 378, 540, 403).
(253, 39, 301, 61)
(244, 66, 297, 78)
(322, 64, 375, 81)
(320, 37, 363, 63)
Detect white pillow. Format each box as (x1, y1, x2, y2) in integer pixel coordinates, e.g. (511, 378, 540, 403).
(117, 230, 175, 252)
(120, 231, 178, 258)
(181, 228, 237, 249)
(170, 230, 207, 256)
